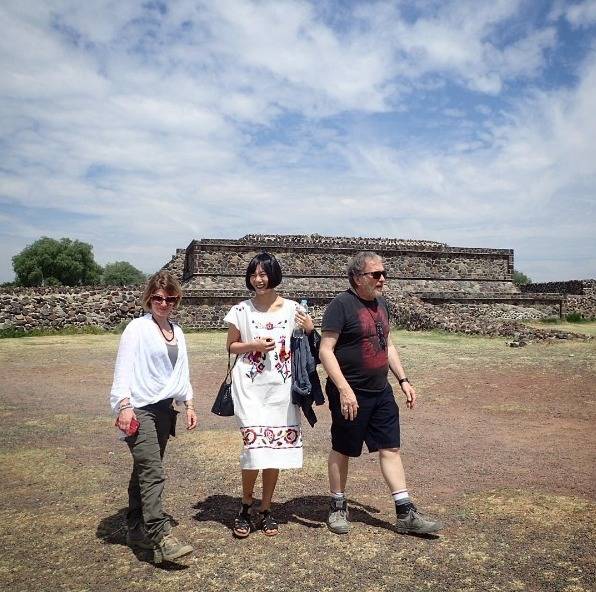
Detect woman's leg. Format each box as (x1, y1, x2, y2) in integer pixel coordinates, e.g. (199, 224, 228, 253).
(126, 465, 143, 529)
(128, 407, 171, 543)
(259, 468, 279, 512)
(255, 469, 279, 536)
(241, 469, 259, 505)
(233, 469, 259, 537)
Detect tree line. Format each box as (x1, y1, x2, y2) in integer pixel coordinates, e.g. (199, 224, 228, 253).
(7, 237, 147, 287)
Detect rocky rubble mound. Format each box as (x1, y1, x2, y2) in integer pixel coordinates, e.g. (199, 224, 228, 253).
(386, 295, 587, 342)
(441, 303, 548, 321)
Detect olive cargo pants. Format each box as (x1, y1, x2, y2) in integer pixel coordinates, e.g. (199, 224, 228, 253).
(126, 399, 177, 543)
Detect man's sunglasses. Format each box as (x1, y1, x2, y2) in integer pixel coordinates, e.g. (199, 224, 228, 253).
(359, 270, 388, 280)
(150, 295, 179, 305)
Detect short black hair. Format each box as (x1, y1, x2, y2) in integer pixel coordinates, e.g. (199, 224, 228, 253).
(245, 252, 283, 291)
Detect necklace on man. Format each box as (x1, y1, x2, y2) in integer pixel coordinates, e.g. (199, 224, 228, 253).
(151, 315, 175, 343)
(348, 290, 386, 350)
(363, 300, 387, 351)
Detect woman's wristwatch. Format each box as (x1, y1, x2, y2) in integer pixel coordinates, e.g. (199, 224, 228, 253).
(398, 377, 410, 386)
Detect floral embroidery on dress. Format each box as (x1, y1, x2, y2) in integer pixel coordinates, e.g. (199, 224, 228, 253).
(242, 333, 292, 383)
(250, 318, 288, 331)
(240, 425, 302, 449)
(273, 335, 292, 382)
(243, 350, 266, 381)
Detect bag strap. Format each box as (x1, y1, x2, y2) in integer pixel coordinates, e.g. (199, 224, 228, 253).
(225, 351, 239, 383)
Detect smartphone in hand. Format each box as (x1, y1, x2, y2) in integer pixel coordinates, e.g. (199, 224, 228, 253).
(126, 418, 140, 436)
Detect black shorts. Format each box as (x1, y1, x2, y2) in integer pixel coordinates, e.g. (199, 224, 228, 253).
(327, 381, 400, 457)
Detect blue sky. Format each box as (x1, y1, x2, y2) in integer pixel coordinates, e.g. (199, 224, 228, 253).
(1, 0, 595, 282)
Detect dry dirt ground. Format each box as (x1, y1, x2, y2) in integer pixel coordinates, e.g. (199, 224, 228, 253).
(0, 327, 594, 592)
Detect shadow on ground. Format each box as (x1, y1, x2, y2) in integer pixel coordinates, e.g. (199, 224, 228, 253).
(96, 509, 187, 570)
(193, 494, 438, 538)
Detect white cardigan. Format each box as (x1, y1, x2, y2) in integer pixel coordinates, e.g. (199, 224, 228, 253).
(109, 314, 193, 413)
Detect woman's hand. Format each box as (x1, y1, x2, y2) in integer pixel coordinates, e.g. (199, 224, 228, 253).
(116, 407, 137, 433)
(253, 336, 276, 353)
(185, 407, 197, 430)
(295, 310, 315, 334)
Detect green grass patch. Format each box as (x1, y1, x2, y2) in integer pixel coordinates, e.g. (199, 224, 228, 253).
(565, 312, 589, 323)
(0, 324, 109, 338)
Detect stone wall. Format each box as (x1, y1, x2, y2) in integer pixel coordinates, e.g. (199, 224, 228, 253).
(521, 279, 596, 319)
(161, 248, 186, 278)
(183, 234, 515, 294)
(0, 286, 329, 332)
(1, 285, 590, 335)
(5, 235, 587, 333)
(183, 275, 515, 294)
(418, 292, 564, 317)
(178, 290, 330, 329)
(567, 295, 596, 320)
(387, 295, 588, 341)
(521, 280, 595, 295)
(0, 286, 144, 332)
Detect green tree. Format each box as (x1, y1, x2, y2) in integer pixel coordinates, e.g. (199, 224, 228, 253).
(12, 237, 103, 286)
(513, 270, 532, 287)
(102, 261, 146, 285)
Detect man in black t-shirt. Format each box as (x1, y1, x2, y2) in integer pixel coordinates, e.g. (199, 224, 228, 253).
(320, 251, 442, 536)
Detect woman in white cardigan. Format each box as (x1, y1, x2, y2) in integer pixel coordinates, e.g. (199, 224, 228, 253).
(110, 270, 197, 563)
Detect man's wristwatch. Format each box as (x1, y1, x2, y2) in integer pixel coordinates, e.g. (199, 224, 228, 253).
(398, 377, 410, 386)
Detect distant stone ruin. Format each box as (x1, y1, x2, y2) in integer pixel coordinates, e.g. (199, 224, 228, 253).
(164, 234, 568, 330)
(1, 234, 592, 338)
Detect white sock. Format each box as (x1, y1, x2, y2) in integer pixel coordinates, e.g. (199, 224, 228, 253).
(392, 489, 410, 503)
(331, 491, 345, 500)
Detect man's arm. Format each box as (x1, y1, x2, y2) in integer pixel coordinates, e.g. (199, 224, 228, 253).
(387, 334, 416, 410)
(319, 331, 359, 420)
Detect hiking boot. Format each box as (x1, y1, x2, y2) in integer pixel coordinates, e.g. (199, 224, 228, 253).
(126, 524, 154, 550)
(395, 507, 442, 535)
(153, 534, 193, 563)
(327, 498, 350, 534)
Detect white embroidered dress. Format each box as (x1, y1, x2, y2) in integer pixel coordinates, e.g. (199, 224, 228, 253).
(224, 298, 303, 470)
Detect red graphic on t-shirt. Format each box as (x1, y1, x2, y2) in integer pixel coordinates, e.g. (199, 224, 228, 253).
(358, 306, 389, 369)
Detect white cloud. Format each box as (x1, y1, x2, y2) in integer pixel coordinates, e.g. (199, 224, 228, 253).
(564, 0, 596, 28)
(0, 0, 594, 283)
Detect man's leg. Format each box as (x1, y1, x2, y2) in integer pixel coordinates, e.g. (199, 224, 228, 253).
(378, 447, 442, 535)
(328, 449, 349, 493)
(378, 447, 406, 492)
(327, 450, 350, 534)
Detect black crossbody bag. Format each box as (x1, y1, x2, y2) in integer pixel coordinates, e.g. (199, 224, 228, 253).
(211, 352, 238, 417)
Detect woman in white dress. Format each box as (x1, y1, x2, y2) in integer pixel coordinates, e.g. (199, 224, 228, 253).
(224, 252, 314, 537)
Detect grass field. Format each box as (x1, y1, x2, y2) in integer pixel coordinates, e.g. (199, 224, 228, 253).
(0, 328, 594, 592)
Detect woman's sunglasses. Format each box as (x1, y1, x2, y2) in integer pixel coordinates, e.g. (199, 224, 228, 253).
(150, 295, 179, 305)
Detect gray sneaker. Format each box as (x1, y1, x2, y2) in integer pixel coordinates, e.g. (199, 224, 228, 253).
(153, 534, 193, 563)
(395, 507, 442, 535)
(327, 498, 350, 534)
(126, 524, 154, 550)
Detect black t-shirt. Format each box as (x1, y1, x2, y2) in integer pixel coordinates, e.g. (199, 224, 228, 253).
(321, 290, 390, 392)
